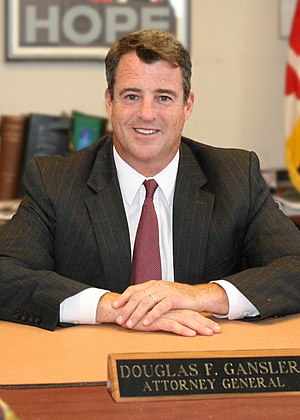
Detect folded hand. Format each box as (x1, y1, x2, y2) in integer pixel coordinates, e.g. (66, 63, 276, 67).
(110, 280, 228, 335)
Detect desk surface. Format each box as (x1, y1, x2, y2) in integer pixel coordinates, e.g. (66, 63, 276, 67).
(1, 315, 300, 419)
(1, 315, 300, 386)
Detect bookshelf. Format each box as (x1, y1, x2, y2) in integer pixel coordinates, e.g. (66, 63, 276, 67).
(0, 112, 108, 201)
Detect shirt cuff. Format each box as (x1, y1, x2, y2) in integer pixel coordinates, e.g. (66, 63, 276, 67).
(211, 280, 260, 319)
(60, 288, 109, 325)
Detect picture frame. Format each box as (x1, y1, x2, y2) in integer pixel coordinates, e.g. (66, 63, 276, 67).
(279, 0, 297, 38)
(6, 0, 191, 62)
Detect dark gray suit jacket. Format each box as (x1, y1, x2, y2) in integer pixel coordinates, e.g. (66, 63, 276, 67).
(1, 136, 300, 330)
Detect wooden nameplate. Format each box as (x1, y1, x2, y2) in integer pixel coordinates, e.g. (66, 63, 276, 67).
(107, 349, 300, 402)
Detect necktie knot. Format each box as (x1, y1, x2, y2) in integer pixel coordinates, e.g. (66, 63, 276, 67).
(144, 179, 158, 199)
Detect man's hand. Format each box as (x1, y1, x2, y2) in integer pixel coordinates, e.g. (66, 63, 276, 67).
(96, 281, 228, 336)
(96, 292, 221, 336)
(124, 309, 221, 337)
(111, 281, 228, 330)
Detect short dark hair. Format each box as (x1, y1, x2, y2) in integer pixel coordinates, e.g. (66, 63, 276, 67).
(105, 30, 192, 103)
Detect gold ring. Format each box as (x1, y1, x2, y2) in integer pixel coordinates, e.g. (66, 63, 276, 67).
(149, 294, 157, 303)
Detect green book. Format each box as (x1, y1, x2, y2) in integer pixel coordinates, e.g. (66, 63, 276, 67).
(71, 111, 107, 151)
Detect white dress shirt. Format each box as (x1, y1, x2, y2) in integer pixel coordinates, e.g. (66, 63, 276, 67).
(60, 147, 259, 324)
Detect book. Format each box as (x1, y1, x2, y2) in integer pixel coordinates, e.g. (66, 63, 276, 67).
(71, 110, 107, 151)
(261, 168, 293, 193)
(0, 115, 27, 200)
(18, 113, 71, 197)
(273, 189, 300, 216)
(0, 199, 21, 222)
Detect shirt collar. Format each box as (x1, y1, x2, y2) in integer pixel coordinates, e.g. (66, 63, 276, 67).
(113, 147, 179, 206)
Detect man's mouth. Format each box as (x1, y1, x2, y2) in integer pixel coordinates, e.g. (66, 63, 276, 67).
(134, 128, 159, 135)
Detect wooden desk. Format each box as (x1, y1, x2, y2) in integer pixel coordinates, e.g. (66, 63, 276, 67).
(1, 316, 300, 419)
(1, 385, 299, 420)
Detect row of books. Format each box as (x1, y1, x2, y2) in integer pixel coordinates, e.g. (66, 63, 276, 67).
(0, 111, 108, 201)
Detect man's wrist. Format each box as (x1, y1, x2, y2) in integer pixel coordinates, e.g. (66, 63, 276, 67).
(96, 292, 121, 324)
(196, 283, 229, 315)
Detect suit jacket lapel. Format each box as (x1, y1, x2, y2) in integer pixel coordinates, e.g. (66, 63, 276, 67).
(173, 142, 215, 284)
(85, 139, 131, 292)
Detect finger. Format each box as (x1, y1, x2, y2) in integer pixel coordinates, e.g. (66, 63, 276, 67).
(142, 298, 176, 327)
(140, 286, 197, 327)
(114, 282, 166, 325)
(115, 292, 159, 327)
(129, 310, 221, 337)
(112, 281, 159, 309)
(124, 283, 185, 327)
(134, 317, 198, 337)
(156, 318, 198, 337)
(124, 293, 164, 328)
(112, 284, 141, 309)
(165, 311, 221, 336)
(125, 294, 174, 329)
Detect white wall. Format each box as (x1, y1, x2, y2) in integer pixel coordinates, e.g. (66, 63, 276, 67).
(0, 0, 291, 169)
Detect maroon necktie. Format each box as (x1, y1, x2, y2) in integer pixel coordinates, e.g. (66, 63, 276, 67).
(131, 179, 162, 284)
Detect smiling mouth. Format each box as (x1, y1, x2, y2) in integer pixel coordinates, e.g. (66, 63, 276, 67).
(134, 128, 159, 135)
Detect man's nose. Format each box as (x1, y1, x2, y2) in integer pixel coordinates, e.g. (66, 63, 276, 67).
(138, 98, 157, 120)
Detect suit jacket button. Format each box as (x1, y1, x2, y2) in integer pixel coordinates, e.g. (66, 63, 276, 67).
(21, 313, 29, 321)
(13, 310, 22, 320)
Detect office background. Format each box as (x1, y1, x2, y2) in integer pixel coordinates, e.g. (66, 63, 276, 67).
(0, 0, 293, 169)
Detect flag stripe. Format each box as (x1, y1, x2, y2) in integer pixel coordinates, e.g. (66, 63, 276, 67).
(285, 63, 300, 98)
(290, 1, 300, 55)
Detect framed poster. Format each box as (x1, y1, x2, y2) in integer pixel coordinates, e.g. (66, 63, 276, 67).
(6, 0, 190, 61)
(279, 0, 297, 38)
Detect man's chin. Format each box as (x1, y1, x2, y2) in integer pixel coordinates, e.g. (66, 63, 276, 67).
(134, 148, 162, 163)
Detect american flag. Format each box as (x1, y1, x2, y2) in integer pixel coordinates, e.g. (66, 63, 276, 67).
(285, 0, 300, 192)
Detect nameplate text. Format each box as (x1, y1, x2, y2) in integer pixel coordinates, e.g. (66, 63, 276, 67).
(107, 349, 300, 402)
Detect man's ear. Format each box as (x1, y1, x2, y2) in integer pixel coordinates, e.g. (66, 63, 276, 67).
(105, 88, 113, 117)
(184, 91, 195, 122)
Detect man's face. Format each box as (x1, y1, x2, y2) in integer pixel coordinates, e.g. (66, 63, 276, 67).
(105, 52, 194, 176)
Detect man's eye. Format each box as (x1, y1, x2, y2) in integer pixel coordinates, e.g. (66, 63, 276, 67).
(124, 94, 139, 101)
(158, 95, 172, 102)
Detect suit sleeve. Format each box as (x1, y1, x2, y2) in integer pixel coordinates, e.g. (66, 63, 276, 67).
(0, 159, 90, 330)
(225, 152, 300, 319)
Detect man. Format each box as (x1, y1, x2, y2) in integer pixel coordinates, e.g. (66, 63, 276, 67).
(0, 30, 300, 337)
